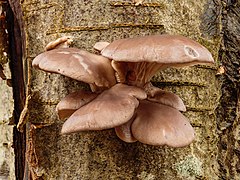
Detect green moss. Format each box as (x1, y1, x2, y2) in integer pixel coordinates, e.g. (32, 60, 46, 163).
(174, 155, 203, 178)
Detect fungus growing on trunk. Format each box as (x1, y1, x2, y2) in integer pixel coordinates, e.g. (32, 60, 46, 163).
(144, 82, 186, 112)
(131, 100, 194, 147)
(100, 34, 214, 87)
(32, 48, 116, 91)
(32, 34, 214, 147)
(61, 84, 146, 134)
(56, 90, 98, 120)
(45, 36, 73, 51)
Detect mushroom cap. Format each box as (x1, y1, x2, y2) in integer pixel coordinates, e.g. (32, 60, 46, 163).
(32, 48, 116, 88)
(144, 83, 186, 111)
(93, 41, 110, 51)
(131, 100, 195, 147)
(101, 34, 214, 65)
(56, 90, 98, 120)
(147, 89, 186, 111)
(61, 84, 147, 134)
(45, 36, 73, 51)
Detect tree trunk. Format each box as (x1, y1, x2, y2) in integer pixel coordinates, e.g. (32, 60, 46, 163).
(1, 0, 239, 179)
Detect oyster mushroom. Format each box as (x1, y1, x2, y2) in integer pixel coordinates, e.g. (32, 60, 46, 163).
(96, 34, 213, 146)
(61, 84, 146, 134)
(100, 34, 214, 87)
(114, 83, 189, 145)
(144, 82, 186, 112)
(56, 90, 98, 120)
(93, 41, 110, 51)
(131, 100, 195, 147)
(45, 36, 73, 51)
(32, 47, 116, 91)
(32, 35, 214, 147)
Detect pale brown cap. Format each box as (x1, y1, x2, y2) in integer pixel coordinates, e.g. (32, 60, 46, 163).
(131, 100, 195, 147)
(56, 90, 98, 120)
(144, 83, 186, 111)
(32, 48, 116, 89)
(93, 41, 110, 51)
(101, 34, 214, 65)
(45, 36, 73, 51)
(61, 84, 147, 134)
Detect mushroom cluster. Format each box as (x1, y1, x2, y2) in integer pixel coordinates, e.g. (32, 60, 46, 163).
(33, 34, 214, 147)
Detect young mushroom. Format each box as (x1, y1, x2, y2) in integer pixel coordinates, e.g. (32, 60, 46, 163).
(45, 36, 73, 51)
(32, 34, 214, 147)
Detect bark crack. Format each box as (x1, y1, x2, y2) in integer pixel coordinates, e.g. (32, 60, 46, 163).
(6, 0, 26, 179)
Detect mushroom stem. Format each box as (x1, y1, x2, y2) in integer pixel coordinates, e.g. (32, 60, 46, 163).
(111, 61, 127, 83)
(125, 62, 163, 87)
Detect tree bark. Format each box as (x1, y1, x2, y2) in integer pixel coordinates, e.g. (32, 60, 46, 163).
(0, 1, 26, 179)
(216, 0, 240, 179)
(1, 0, 239, 179)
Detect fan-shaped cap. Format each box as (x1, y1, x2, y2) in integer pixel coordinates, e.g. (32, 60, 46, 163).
(56, 90, 98, 120)
(144, 83, 186, 111)
(45, 36, 73, 51)
(93, 42, 110, 51)
(32, 48, 116, 89)
(61, 84, 147, 134)
(101, 34, 214, 65)
(131, 100, 194, 147)
(147, 89, 186, 111)
(100, 35, 214, 87)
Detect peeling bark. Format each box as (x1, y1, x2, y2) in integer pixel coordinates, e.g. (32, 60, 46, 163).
(6, 0, 26, 179)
